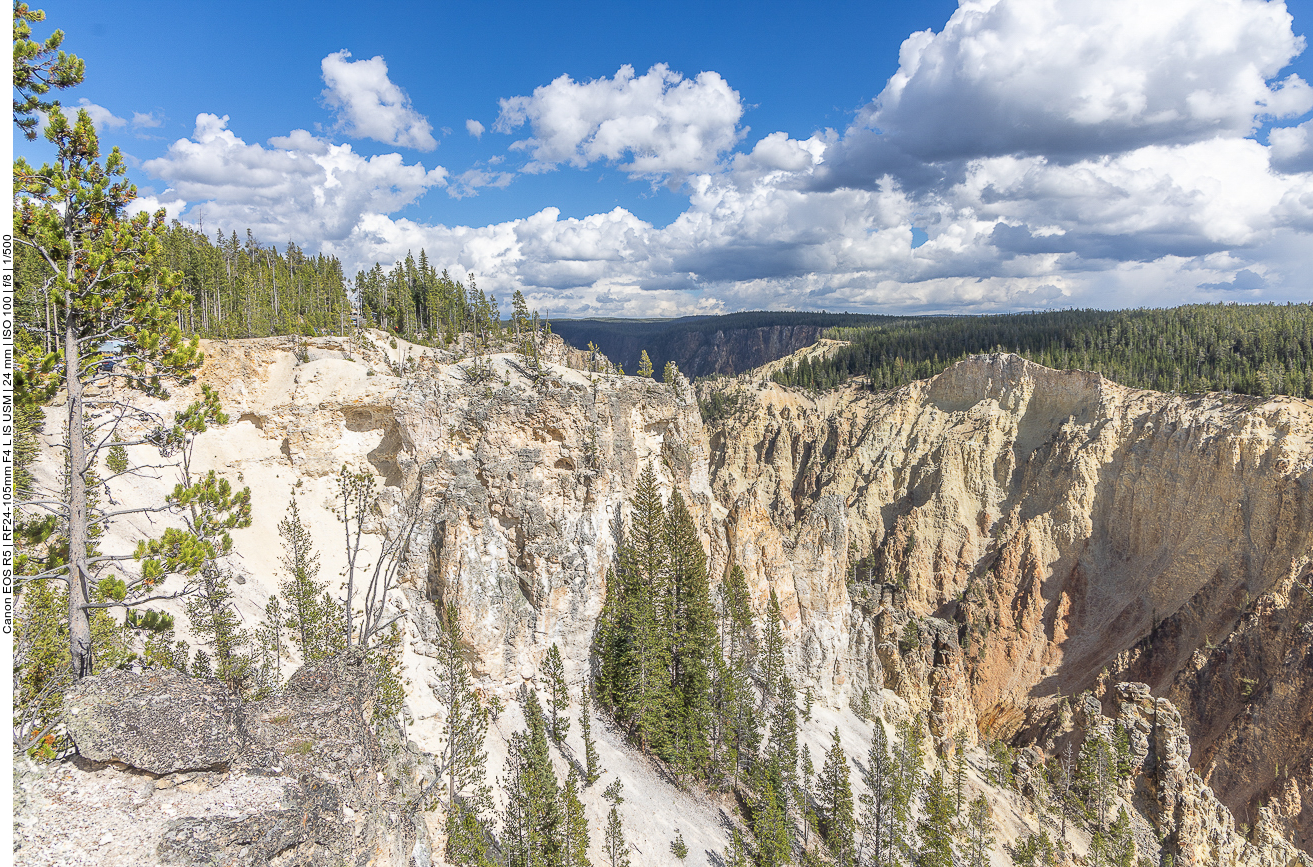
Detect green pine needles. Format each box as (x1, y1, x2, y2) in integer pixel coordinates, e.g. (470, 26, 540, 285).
(593, 464, 719, 778)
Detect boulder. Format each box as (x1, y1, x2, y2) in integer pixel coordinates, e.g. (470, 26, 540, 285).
(65, 669, 248, 774)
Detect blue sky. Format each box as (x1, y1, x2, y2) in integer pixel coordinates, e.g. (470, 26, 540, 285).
(20, 0, 1313, 315)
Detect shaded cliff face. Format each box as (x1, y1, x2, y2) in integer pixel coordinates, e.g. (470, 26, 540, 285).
(700, 354, 1313, 850)
(553, 321, 826, 378)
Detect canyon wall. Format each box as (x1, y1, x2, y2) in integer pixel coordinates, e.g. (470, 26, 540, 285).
(700, 352, 1313, 853)
(61, 335, 1311, 862)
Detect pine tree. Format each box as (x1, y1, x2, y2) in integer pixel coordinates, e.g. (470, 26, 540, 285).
(433, 602, 492, 815)
(964, 794, 995, 867)
(13, 3, 85, 140)
(670, 830, 689, 861)
(818, 727, 856, 866)
(915, 770, 955, 867)
(638, 350, 654, 378)
(445, 801, 497, 867)
(105, 433, 128, 475)
(1010, 831, 1058, 867)
(1106, 806, 1135, 867)
(133, 390, 252, 686)
(1077, 731, 1115, 833)
(724, 828, 750, 867)
(503, 689, 565, 867)
(252, 595, 286, 697)
(190, 649, 212, 678)
(762, 587, 785, 696)
(580, 676, 601, 785)
(544, 642, 570, 744)
(663, 360, 679, 385)
(754, 779, 792, 867)
(15, 104, 202, 678)
(767, 674, 800, 799)
(799, 743, 818, 850)
(891, 714, 926, 863)
(666, 489, 716, 778)
(183, 569, 250, 692)
(859, 721, 895, 867)
(277, 497, 335, 663)
(603, 779, 631, 867)
(562, 768, 591, 867)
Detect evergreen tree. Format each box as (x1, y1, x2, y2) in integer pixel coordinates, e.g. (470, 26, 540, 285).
(183, 569, 251, 692)
(799, 743, 818, 850)
(914, 770, 955, 867)
(767, 674, 800, 799)
(13, 3, 85, 140)
(580, 676, 601, 785)
(15, 103, 202, 678)
(445, 801, 498, 867)
(665, 489, 716, 778)
(964, 794, 995, 867)
(252, 595, 286, 697)
(663, 360, 679, 385)
(1010, 831, 1058, 867)
(433, 602, 492, 816)
(891, 714, 926, 863)
(858, 721, 895, 867)
(818, 727, 856, 866)
(1106, 806, 1135, 867)
(762, 587, 785, 696)
(132, 389, 252, 688)
(754, 779, 792, 867)
(562, 768, 591, 867)
(724, 828, 750, 867)
(105, 433, 128, 476)
(503, 689, 565, 867)
(638, 350, 654, 378)
(191, 649, 213, 678)
(277, 497, 337, 662)
(544, 642, 571, 744)
(1077, 731, 1115, 833)
(954, 728, 968, 817)
(670, 830, 689, 861)
(603, 779, 631, 867)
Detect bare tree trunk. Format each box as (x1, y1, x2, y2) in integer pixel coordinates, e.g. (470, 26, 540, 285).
(64, 304, 93, 678)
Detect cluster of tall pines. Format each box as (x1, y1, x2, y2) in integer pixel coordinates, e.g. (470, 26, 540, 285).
(16, 222, 510, 346)
(772, 304, 1313, 398)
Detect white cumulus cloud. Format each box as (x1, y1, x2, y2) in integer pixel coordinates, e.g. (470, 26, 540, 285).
(142, 114, 447, 243)
(136, 0, 1313, 318)
(466, 119, 485, 139)
(819, 0, 1313, 190)
(494, 63, 746, 182)
(321, 49, 437, 151)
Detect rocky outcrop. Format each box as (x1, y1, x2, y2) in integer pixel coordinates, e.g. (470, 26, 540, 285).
(1074, 683, 1311, 867)
(38, 654, 437, 867)
(700, 354, 1313, 846)
(66, 671, 249, 774)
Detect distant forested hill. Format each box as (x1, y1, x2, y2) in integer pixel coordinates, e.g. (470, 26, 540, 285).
(771, 304, 1313, 398)
(550, 311, 895, 377)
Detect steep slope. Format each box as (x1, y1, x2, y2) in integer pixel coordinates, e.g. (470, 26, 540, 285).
(700, 353, 1313, 852)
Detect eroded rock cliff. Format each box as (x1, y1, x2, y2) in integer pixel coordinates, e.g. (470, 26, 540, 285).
(701, 352, 1313, 854)
(38, 336, 1312, 864)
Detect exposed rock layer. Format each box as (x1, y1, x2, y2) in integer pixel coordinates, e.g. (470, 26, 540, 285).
(700, 353, 1313, 852)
